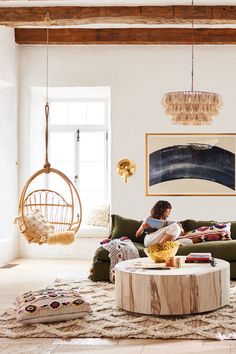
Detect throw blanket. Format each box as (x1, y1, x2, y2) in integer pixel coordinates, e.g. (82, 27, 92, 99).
(101, 237, 139, 283)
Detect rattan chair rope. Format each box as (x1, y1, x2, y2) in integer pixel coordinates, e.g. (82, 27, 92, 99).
(16, 16, 82, 245)
(16, 103, 82, 245)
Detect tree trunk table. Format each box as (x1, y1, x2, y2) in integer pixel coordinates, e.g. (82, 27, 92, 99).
(115, 257, 230, 315)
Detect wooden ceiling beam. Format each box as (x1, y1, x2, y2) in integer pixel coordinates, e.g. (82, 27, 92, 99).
(15, 28, 236, 45)
(3, 6, 236, 26)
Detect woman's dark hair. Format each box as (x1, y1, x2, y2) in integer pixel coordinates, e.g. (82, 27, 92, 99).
(150, 200, 172, 219)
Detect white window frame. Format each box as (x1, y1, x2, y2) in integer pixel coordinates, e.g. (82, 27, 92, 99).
(48, 97, 109, 207)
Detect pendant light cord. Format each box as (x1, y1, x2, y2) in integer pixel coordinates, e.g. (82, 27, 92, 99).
(191, 0, 194, 92)
(46, 13, 49, 105)
(44, 12, 51, 170)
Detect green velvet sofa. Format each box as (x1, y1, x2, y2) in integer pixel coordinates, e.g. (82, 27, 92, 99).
(89, 214, 236, 281)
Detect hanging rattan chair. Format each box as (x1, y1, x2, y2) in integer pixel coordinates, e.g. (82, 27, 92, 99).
(16, 103, 82, 245)
(16, 19, 82, 245)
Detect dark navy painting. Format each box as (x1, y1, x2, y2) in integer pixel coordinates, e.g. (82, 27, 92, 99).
(149, 143, 235, 191)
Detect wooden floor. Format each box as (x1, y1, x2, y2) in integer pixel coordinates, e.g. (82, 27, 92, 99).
(0, 258, 235, 354)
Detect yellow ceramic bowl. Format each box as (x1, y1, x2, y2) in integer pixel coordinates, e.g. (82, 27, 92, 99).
(145, 241, 180, 263)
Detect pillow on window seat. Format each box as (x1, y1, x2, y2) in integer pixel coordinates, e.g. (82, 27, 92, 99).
(86, 205, 110, 227)
(15, 287, 91, 324)
(184, 223, 231, 244)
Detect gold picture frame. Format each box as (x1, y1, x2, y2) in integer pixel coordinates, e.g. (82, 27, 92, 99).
(146, 133, 236, 196)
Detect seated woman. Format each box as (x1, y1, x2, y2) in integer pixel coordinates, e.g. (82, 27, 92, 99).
(136, 200, 185, 247)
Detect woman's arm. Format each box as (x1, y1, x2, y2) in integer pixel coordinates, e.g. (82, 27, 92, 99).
(136, 222, 149, 238)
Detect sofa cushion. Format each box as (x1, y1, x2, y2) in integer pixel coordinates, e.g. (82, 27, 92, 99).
(184, 223, 231, 243)
(94, 246, 110, 261)
(181, 219, 236, 240)
(110, 214, 145, 244)
(177, 240, 236, 261)
(89, 260, 110, 282)
(229, 262, 236, 279)
(181, 219, 216, 233)
(227, 222, 236, 240)
(133, 242, 147, 257)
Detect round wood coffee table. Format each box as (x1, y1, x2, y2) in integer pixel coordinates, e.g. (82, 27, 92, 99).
(115, 257, 230, 315)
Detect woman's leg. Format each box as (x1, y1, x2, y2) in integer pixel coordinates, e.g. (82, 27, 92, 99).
(158, 223, 181, 244)
(144, 223, 181, 247)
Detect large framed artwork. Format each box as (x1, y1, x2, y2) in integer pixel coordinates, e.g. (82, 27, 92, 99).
(146, 133, 236, 196)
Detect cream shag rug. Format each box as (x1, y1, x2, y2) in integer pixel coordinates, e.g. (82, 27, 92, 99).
(0, 279, 236, 340)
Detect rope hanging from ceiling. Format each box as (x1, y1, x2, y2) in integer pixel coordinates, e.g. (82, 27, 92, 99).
(15, 13, 82, 245)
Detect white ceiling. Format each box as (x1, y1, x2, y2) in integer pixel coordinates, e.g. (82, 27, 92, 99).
(2, 0, 236, 6)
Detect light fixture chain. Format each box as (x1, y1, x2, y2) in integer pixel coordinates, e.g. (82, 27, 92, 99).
(191, 45, 194, 92)
(162, 0, 222, 125)
(191, 0, 194, 92)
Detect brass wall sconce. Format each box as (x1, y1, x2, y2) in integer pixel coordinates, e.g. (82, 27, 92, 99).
(117, 159, 136, 183)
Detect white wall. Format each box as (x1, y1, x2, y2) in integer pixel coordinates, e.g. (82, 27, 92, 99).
(0, 27, 18, 265)
(18, 45, 236, 242)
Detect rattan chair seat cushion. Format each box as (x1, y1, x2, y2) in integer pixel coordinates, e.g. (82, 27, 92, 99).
(15, 209, 54, 244)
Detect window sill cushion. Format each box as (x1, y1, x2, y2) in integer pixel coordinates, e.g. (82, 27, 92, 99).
(77, 225, 110, 238)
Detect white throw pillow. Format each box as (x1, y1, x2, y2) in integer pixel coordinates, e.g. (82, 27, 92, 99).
(15, 287, 91, 324)
(15, 209, 54, 244)
(86, 205, 110, 227)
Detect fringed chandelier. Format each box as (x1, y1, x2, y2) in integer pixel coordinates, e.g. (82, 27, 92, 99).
(162, 1, 222, 125)
(163, 90, 222, 125)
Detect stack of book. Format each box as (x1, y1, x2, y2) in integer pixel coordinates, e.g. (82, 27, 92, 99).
(185, 253, 212, 263)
